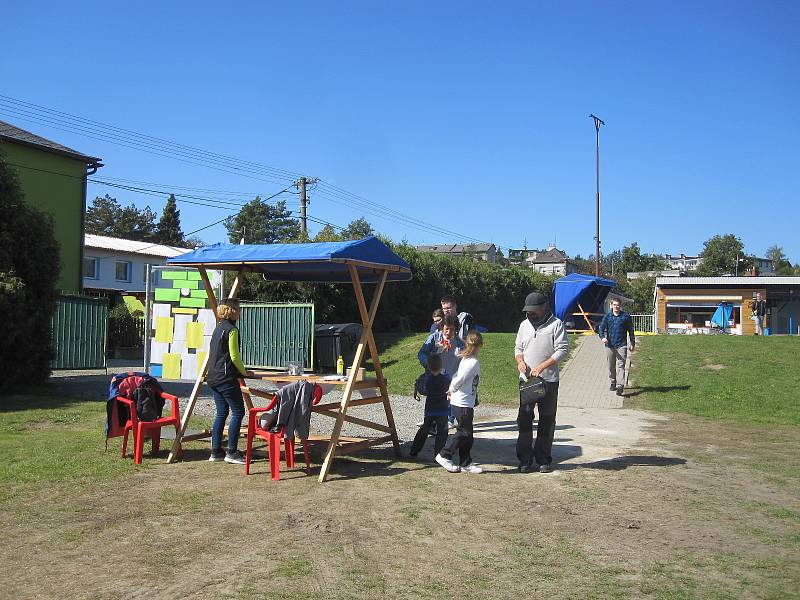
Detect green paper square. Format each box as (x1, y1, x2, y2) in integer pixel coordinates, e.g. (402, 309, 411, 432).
(180, 297, 207, 308)
(155, 288, 181, 302)
(161, 271, 188, 280)
(172, 279, 199, 289)
(186, 272, 202, 281)
(190, 289, 208, 298)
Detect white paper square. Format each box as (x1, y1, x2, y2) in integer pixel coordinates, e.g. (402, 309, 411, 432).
(197, 309, 217, 335)
(150, 339, 169, 363)
(152, 303, 172, 320)
(180, 352, 198, 380)
(170, 340, 187, 355)
(172, 314, 193, 341)
(202, 335, 212, 353)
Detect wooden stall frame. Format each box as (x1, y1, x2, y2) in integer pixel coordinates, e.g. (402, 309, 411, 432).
(166, 263, 401, 484)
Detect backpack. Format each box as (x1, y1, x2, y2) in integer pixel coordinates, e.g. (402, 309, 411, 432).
(132, 383, 164, 422)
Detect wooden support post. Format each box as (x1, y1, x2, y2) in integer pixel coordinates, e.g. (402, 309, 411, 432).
(167, 267, 222, 463)
(228, 268, 244, 300)
(577, 302, 596, 334)
(318, 267, 391, 482)
(350, 267, 400, 456)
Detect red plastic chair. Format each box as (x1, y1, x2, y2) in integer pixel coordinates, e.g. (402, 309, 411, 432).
(245, 384, 323, 480)
(117, 391, 180, 464)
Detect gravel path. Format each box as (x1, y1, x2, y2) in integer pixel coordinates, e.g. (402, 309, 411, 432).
(46, 365, 512, 448)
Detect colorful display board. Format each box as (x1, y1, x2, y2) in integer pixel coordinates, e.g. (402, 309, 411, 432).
(145, 266, 222, 380)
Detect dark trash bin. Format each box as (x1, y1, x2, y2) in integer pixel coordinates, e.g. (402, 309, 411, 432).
(314, 323, 363, 372)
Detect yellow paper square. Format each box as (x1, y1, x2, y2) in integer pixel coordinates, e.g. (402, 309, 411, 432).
(196, 351, 208, 369)
(162, 353, 181, 379)
(155, 316, 174, 343)
(185, 322, 205, 349)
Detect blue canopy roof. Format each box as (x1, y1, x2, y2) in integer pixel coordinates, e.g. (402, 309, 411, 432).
(553, 273, 617, 321)
(167, 236, 412, 283)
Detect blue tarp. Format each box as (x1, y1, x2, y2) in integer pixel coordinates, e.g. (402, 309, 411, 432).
(167, 236, 412, 283)
(553, 273, 617, 322)
(711, 303, 733, 328)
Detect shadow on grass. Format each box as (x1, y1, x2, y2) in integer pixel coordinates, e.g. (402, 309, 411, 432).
(0, 391, 90, 412)
(624, 385, 690, 398)
(557, 455, 687, 471)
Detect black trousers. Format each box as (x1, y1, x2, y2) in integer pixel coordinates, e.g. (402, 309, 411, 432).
(410, 415, 448, 456)
(440, 406, 474, 467)
(516, 381, 559, 467)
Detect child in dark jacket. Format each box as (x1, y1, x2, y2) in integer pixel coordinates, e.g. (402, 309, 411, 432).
(409, 354, 452, 458)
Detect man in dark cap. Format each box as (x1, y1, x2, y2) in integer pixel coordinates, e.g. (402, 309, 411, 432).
(514, 291, 570, 473)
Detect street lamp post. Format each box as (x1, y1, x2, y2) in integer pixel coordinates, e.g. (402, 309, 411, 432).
(590, 114, 605, 277)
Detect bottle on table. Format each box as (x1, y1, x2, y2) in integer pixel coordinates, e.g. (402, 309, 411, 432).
(336, 355, 345, 376)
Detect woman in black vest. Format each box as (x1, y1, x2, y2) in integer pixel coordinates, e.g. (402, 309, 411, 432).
(207, 299, 252, 464)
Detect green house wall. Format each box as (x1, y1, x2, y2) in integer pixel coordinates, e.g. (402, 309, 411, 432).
(0, 141, 87, 292)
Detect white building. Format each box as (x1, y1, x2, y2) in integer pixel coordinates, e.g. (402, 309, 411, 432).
(508, 246, 577, 276)
(665, 253, 703, 272)
(416, 243, 497, 264)
(82, 234, 190, 293)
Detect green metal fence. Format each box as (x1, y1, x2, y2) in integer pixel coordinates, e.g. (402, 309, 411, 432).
(238, 302, 314, 370)
(51, 294, 109, 369)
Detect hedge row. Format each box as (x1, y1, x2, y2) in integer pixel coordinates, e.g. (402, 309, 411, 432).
(237, 243, 554, 333)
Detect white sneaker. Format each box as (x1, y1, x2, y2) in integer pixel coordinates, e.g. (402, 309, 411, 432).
(435, 453, 460, 473)
(461, 463, 483, 474)
(224, 451, 246, 465)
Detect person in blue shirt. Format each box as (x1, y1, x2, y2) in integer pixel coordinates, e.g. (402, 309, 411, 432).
(409, 353, 452, 458)
(598, 298, 635, 396)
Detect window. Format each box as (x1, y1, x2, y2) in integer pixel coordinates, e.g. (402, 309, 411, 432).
(142, 265, 159, 286)
(115, 261, 131, 282)
(83, 257, 98, 279)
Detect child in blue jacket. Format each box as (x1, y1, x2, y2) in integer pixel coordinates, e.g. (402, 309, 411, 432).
(409, 353, 451, 458)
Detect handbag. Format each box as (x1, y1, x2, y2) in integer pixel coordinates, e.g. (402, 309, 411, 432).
(519, 375, 547, 406)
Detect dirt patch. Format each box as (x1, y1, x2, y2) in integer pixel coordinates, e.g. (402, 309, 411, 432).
(3, 410, 799, 598)
(701, 358, 727, 371)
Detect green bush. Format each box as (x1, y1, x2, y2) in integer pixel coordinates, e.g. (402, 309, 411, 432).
(236, 242, 554, 332)
(0, 154, 60, 388)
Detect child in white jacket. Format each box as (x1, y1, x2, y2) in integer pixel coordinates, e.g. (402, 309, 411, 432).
(436, 331, 483, 474)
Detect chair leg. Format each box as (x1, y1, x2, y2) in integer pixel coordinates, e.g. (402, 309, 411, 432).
(122, 425, 130, 459)
(302, 440, 311, 475)
(245, 419, 256, 476)
(134, 425, 144, 465)
(269, 435, 281, 481)
(285, 438, 295, 468)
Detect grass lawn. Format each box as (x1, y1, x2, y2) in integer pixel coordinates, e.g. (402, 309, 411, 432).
(631, 336, 800, 427)
(374, 332, 575, 406)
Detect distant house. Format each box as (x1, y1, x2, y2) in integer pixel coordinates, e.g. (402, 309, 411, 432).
(416, 243, 497, 264)
(0, 120, 102, 292)
(83, 234, 190, 294)
(665, 253, 703, 272)
(508, 246, 577, 276)
(627, 269, 682, 281)
(665, 253, 774, 275)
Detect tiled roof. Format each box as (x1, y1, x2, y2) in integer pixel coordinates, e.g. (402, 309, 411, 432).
(84, 234, 191, 258)
(0, 120, 101, 164)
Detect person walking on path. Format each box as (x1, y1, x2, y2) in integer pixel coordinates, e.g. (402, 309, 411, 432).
(206, 298, 254, 464)
(409, 354, 451, 459)
(752, 292, 767, 335)
(598, 298, 635, 396)
(514, 292, 569, 473)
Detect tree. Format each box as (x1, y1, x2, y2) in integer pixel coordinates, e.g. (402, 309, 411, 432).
(85, 194, 157, 241)
(766, 244, 795, 275)
(618, 242, 667, 275)
(185, 235, 207, 248)
(0, 154, 61, 386)
(342, 217, 374, 240)
(571, 254, 595, 275)
(224, 197, 300, 244)
(627, 276, 657, 314)
(696, 234, 752, 276)
(155, 194, 185, 246)
(313, 224, 342, 242)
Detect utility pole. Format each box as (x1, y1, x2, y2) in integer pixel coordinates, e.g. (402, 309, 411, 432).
(589, 114, 605, 277)
(293, 176, 319, 237)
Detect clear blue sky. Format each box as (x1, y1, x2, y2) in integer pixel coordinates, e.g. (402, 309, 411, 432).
(2, 1, 799, 260)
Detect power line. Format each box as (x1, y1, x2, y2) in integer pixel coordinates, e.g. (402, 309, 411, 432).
(0, 94, 504, 246)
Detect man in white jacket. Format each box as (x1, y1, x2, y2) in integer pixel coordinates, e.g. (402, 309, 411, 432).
(514, 292, 569, 473)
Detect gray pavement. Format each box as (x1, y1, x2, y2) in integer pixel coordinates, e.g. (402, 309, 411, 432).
(558, 335, 630, 409)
